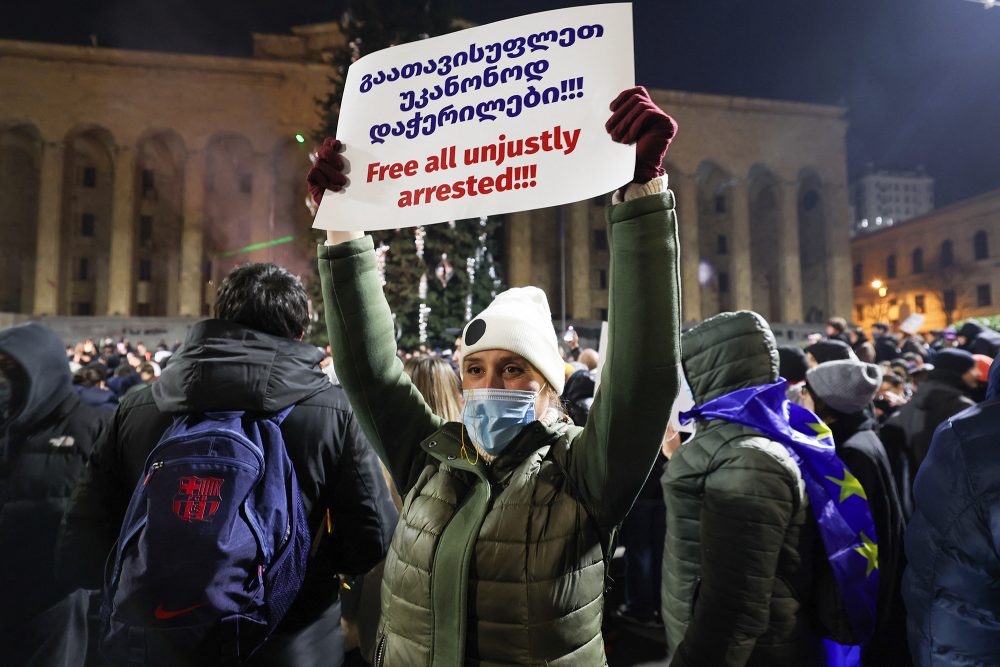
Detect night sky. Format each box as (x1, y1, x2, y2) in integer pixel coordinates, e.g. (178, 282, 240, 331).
(3, 0, 999, 206)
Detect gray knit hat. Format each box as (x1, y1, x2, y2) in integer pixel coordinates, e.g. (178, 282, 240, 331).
(806, 359, 883, 414)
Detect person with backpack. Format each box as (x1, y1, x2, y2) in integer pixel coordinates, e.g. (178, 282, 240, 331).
(0, 323, 106, 667)
(58, 263, 398, 667)
(308, 86, 681, 665)
(662, 311, 882, 667)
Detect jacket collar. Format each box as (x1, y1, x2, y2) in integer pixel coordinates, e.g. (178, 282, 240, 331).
(420, 420, 569, 485)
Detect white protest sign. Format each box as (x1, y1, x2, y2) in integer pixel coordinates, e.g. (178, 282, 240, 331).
(899, 313, 926, 335)
(313, 3, 635, 231)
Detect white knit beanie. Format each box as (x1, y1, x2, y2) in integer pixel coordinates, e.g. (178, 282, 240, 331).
(461, 286, 565, 394)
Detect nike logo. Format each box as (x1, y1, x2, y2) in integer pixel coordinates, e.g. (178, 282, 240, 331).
(154, 603, 206, 620)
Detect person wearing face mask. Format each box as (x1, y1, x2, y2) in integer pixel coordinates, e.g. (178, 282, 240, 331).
(310, 86, 681, 665)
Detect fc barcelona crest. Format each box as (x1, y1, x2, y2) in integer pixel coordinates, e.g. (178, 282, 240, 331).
(172, 476, 224, 522)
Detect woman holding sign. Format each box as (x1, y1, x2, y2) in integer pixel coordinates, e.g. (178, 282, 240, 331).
(310, 87, 679, 666)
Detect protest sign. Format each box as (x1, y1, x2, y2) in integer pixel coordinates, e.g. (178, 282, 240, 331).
(312, 3, 635, 231)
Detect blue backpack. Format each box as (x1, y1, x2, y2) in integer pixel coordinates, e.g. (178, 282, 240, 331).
(101, 409, 311, 665)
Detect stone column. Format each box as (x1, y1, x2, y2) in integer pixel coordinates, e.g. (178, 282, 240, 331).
(824, 183, 854, 320)
(179, 150, 205, 317)
(106, 145, 136, 315)
(565, 201, 592, 321)
(729, 181, 754, 310)
(32, 140, 65, 316)
(251, 152, 274, 253)
(673, 172, 701, 323)
(778, 180, 804, 323)
(506, 211, 532, 287)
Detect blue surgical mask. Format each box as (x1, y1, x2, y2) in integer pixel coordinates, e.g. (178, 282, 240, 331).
(461, 388, 538, 458)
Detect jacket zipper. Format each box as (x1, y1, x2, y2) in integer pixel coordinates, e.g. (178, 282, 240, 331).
(142, 461, 164, 486)
(375, 632, 387, 667)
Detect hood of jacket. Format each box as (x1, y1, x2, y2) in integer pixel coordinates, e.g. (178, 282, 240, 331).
(681, 311, 779, 404)
(958, 321, 986, 341)
(151, 319, 329, 414)
(0, 323, 72, 431)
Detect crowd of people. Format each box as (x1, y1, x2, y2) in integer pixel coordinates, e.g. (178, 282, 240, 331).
(1, 87, 998, 667)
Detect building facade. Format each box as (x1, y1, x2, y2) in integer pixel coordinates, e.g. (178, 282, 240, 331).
(851, 188, 1000, 331)
(509, 89, 855, 326)
(0, 33, 334, 318)
(851, 166, 935, 236)
(1, 27, 854, 327)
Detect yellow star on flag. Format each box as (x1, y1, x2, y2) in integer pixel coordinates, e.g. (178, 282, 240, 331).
(854, 531, 879, 577)
(807, 421, 834, 441)
(825, 467, 868, 503)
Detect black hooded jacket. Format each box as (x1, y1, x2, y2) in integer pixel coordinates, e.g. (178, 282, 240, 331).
(0, 323, 105, 623)
(57, 319, 398, 636)
(957, 321, 1000, 357)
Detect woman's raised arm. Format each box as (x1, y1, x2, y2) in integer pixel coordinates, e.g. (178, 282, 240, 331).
(567, 88, 682, 530)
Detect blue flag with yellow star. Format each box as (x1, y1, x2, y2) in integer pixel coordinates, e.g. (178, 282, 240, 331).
(680, 379, 879, 648)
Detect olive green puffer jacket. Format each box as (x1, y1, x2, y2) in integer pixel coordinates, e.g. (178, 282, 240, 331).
(661, 311, 824, 667)
(319, 191, 681, 666)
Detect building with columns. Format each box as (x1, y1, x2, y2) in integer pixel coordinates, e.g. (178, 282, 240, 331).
(0, 33, 334, 318)
(1, 27, 853, 328)
(508, 89, 854, 326)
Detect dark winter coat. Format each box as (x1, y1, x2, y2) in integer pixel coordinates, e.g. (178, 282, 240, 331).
(957, 321, 1000, 357)
(318, 191, 681, 665)
(902, 360, 1000, 666)
(74, 383, 118, 416)
(828, 411, 910, 667)
(0, 323, 105, 625)
(661, 311, 824, 667)
(879, 375, 975, 518)
(57, 319, 398, 660)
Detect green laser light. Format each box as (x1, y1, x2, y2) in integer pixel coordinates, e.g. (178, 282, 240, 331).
(295, 134, 306, 144)
(218, 235, 295, 258)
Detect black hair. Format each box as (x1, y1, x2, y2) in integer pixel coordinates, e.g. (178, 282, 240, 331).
(215, 263, 310, 340)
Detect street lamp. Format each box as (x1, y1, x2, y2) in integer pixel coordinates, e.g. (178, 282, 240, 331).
(869, 279, 890, 322)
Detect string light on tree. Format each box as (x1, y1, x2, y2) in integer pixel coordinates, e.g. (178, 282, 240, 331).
(414, 225, 426, 259)
(375, 242, 390, 286)
(465, 256, 477, 321)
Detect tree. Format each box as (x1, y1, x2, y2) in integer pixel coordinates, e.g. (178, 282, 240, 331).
(306, 0, 506, 349)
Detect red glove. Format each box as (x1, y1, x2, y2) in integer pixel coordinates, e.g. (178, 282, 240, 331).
(606, 86, 678, 183)
(306, 138, 347, 206)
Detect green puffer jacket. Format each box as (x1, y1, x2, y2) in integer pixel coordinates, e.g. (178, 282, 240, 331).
(318, 191, 681, 666)
(661, 311, 824, 667)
